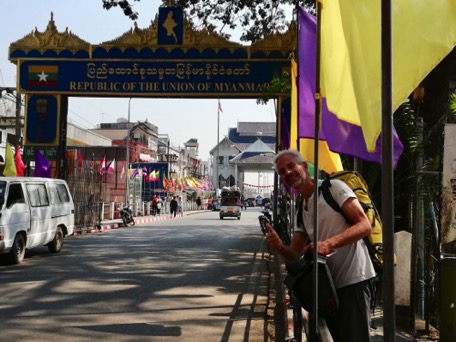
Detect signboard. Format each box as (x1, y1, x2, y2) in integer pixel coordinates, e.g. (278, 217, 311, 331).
(23, 146, 58, 161)
(18, 60, 287, 97)
(24, 94, 59, 145)
(23, 94, 63, 162)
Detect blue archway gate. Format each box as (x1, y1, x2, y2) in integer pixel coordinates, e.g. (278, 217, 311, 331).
(9, 7, 294, 176)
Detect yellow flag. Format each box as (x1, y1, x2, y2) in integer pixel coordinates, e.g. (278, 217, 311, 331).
(291, 59, 343, 174)
(321, 0, 456, 152)
(4, 144, 17, 177)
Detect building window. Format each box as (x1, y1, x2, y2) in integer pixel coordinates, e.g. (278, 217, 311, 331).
(218, 156, 224, 164)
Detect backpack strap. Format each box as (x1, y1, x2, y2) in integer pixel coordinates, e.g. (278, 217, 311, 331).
(321, 177, 383, 275)
(319, 178, 350, 223)
(296, 194, 304, 228)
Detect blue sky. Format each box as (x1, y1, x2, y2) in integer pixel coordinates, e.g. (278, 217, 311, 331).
(0, 0, 279, 168)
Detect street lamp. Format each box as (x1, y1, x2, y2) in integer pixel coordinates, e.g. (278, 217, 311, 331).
(125, 97, 132, 204)
(215, 99, 222, 190)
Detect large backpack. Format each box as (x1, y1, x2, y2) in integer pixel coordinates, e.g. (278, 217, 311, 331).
(319, 170, 394, 274)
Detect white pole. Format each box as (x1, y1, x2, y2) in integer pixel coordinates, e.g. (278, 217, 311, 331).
(215, 99, 220, 190)
(126, 97, 132, 204)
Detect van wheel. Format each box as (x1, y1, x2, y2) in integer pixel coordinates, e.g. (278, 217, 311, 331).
(8, 234, 25, 264)
(237, 217, 241, 220)
(48, 227, 64, 253)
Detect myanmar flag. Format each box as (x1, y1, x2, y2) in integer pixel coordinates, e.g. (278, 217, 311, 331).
(27, 65, 58, 87)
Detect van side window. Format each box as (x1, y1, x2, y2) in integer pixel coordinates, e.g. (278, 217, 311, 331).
(0, 181, 6, 206)
(47, 183, 71, 204)
(6, 184, 25, 208)
(55, 184, 70, 203)
(26, 184, 49, 207)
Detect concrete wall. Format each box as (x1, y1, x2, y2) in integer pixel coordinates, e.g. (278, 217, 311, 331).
(395, 230, 412, 306)
(67, 122, 112, 146)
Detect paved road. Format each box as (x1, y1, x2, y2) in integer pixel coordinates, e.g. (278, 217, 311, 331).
(0, 209, 279, 341)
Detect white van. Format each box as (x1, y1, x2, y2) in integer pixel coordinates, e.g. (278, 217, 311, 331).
(0, 177, 75, 264)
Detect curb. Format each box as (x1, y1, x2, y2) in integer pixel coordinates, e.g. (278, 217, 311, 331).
(74, 210, 207, 235)
(75, 215, 172, 235)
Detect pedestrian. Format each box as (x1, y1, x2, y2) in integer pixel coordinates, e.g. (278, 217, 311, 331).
(170, 196, 178, 218)
(265, 149, 376, 342)
(196, 196, 202, 210)
(177, 196, 183, 216)
(156, 197, 162, 215)
(152, 194, 157, 216)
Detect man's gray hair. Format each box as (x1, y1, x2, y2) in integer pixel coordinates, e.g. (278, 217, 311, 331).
(273, 149, 305, 171)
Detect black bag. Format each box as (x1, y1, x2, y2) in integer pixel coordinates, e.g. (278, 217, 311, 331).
(284, 254, 339, 317)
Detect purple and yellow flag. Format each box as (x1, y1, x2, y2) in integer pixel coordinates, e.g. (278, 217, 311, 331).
(319, 1, 456, 154)
(298, 8, 404, 167)
(27, 65, 58, 88)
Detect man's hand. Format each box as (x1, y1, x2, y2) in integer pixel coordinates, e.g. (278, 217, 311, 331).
(265, 224, 283, 252)
(303, 240, 335, 257)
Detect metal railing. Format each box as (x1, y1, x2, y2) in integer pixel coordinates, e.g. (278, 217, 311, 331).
(75, 200, 198, 228)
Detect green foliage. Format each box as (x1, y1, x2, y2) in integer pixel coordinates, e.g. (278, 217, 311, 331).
(450, 93, 456, 113)
(102, 0, 140, 20)
(257, 70, 291, 104)
(102, 0, 316, 43)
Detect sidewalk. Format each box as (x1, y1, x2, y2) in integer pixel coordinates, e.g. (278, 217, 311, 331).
(73, 211, 439, 341)
(278, 262, 440, 342)
(74, 209, 204, 235)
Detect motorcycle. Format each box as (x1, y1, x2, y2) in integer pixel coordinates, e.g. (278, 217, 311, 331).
(258, 209, 272, 236)
(119, 205, 135, 227)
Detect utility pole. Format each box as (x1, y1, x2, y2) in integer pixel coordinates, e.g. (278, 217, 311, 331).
(126, 98, 132, 204)
(14, 91, 22, 148)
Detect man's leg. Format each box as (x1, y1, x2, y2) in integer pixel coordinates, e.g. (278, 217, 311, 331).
(325, 279, 372, 342)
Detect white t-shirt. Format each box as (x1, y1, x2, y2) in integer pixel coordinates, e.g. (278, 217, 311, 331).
(296, 179, 376, 289)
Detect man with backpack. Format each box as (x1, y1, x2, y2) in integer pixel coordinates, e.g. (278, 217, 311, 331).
(265, 149, 376, 342)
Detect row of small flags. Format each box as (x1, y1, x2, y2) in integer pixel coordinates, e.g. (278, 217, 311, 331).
(97, 155, 116, 174)
(243, 183, 274, 189)
(69, 152, 164, 182)
(128, 166, 160, 182)
(3, 147, 215, 191)
(163, 177, 214, 191)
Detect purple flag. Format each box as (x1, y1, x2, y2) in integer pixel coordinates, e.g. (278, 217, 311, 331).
(280, 109, 290, 150)
(34, 149, 51, 178)
(298, 8, 403, 167)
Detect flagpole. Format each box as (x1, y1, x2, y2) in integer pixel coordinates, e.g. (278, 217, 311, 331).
(381, 0, 396, 340)
(126, 97, 132, 204)
(215, 99, 220, 191)
(310, 2, 323, 340)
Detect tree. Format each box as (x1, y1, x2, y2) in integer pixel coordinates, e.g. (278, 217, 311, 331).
(102, 0, 140, 20)
(102, 0, 315, 43)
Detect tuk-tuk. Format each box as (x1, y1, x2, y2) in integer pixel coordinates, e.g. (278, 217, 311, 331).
(219, 186, 241, 220)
